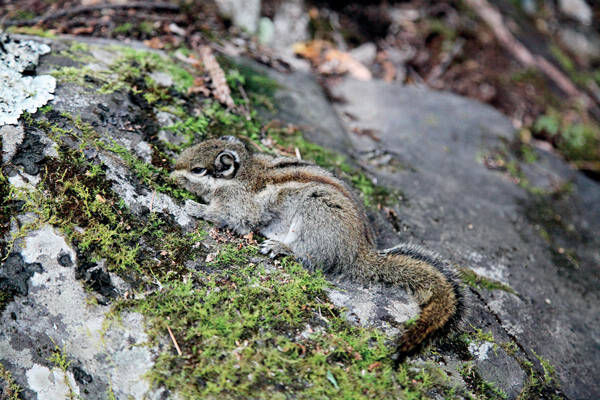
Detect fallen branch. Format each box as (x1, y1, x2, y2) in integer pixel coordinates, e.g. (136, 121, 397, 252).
(464, 0, 598, 114)
(2, 2, 180, 26)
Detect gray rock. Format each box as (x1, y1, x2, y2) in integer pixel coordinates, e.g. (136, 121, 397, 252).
(350, 42, 377, 66)
(1, 225, 158, 400)
(257, 17, 275, 45)
(328, 277, 418, 336)
(271, 0, 310, 51)
(558, 28, 600, 64)
(214, 0, 261, 33)
(558, 0, 593, 25)
(232, 57, 351, 155)
(0, 124, 24, 162)
(327, 78, 600, 399)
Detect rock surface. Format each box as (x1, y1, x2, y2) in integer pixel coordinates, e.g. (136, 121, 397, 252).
(1, 34, 599, 399)
(558, 0, 593, 25)
(328, 79, 600, 400)
(257, 65, 600, 398)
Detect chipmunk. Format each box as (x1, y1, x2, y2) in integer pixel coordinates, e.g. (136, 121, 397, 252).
(171, 136, 464, 359)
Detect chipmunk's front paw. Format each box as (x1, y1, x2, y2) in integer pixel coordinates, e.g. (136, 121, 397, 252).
(260, 239, 292, 258)
(184, 200, 207, 219)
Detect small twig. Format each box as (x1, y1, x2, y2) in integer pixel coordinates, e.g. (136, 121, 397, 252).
(427, 38, 465, 83)
(237, 84, 251, 120)
(3, 2, 180, 27)
(464, 0, 599, 115)
(248, 139, 264, 152)
(166, 323, 182, 356)
(174, 51, 201, 67)
(149, 190, 156, 213)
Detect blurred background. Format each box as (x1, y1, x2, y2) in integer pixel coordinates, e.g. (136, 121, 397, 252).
(1, 0, 599, 180)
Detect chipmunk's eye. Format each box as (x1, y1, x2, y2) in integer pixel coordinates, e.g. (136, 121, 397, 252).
(191, 167, 207, 176)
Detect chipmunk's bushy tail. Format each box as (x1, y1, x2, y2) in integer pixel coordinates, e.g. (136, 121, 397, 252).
(357, 244, 465, 360)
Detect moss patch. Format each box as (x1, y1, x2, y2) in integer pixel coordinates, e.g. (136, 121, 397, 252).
(521, 184, 583, 271)
(459, 267, 517, 295)
(514, 350, 561, 400)
(134, 256, 465, 399)
(459, 361, 508, 400)
(51, 45, 195, 95)
(533, 110, 600, 168)
(0, 363, 22, 400)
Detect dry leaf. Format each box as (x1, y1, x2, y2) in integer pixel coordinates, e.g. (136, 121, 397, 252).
(294, 40, 372, 81)
(188, 77, 211, 96)
(71, 26, 95, 35)
(199, 45, 235, 109)
(144, 37, 167, 49)
(381, 60, 396, 82)
(320, 48, 372, 80)
(292, 40, 330, 64)
(368, 361, 381, 372)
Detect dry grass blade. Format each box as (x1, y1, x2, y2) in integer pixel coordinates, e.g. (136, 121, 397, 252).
(199, 45, 235, 109)
(166, 323, 182, 356)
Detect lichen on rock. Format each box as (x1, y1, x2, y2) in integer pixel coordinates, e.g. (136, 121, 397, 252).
(0, 34, 56, 126)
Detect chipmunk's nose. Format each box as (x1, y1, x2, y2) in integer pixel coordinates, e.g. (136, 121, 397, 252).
(170, 170, 185, 181)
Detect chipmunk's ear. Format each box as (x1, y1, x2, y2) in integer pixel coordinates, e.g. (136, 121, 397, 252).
(214, 150, 239, 179)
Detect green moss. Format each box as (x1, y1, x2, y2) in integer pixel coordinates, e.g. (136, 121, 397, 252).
(48, 342, 72, 372)
(0, 290, 13, 316)
(425, 18, 457, 40)
(522, 183, 582, 271)
(459, 362, 508, 400)
(519, 144, 538, 163)
(0, 363, 22, 400)
(532, 350, 556, 386)
(511, 68, 544, 84)
(114, 22, 134, 35)
(549, 44, 595, 87)
(111, 46, 194, 92)
(162, 116, 210, 151)
(458, 267, 518, 295)
(515, 350, 561, 400)
(69, 42, 90, 53)
(139, 21, 155, 36)
(220, 59, 279, 99)
(18, 114, 204, 279)
(30, 111, 194, 202)
(52, 43, 195, 95)
(47, 342, 78, 400)
(471, 327, 495, 343)
(11, 9, 35, 20)
(6, 26, 56, 37)
(533, 110, 600, 165)
(132, 255, 461, 399)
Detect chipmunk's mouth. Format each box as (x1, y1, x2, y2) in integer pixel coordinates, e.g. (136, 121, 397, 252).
(170, 170, 187, 184)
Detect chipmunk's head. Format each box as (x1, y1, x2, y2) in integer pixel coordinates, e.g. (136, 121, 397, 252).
(171, 136, 250, 196)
